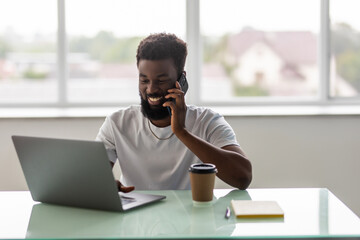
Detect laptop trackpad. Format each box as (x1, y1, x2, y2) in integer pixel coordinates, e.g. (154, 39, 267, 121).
(119, 192, 136, 205)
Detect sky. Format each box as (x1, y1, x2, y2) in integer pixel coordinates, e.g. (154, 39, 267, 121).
(0, 0, 359, 38)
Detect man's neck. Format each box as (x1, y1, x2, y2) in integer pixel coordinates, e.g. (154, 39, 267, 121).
(148, 116, 171, 128)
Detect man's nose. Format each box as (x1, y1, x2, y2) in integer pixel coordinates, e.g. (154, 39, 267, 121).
(147, 81, 159, 93)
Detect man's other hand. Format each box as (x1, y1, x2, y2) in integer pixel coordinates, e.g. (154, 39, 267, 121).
(115, 180, 135, 193)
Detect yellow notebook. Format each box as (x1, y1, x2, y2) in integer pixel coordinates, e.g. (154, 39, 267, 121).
(231, 200, 284, 218)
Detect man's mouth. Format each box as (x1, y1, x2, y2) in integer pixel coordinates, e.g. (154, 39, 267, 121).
(148, 96, 164, 105)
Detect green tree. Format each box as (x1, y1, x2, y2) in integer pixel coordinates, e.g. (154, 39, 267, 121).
(69, 32, 142, 63)
(234, 84, 268, 97)
(337, 50, 360, 91)
(69, 36, 92, 53)
(89, 31, 117, 61)
(332, 22, 360, 92)
(23, 69, 47, 80)
(0, 36, 11, 58)
(203, 34, 229, 63)
(102, 37, 142, 63)
(331, 23, 360, 56)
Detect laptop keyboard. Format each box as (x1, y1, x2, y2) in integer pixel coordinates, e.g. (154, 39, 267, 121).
(119, 193, 136, 205)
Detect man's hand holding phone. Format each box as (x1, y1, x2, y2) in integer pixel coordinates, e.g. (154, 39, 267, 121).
(163, 81, 187, 135)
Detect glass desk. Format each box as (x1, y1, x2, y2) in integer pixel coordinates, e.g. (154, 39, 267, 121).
(0, 188, 359, 239)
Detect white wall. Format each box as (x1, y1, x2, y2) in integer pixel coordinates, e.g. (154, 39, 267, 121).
(1, 114, 359, 217)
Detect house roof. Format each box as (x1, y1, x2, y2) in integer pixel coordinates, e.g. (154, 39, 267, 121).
(228, 29, 317, 65)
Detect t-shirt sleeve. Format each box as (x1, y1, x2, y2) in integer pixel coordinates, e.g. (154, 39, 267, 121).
(95, 116, 118, 163)
(206, 112, 240, 148)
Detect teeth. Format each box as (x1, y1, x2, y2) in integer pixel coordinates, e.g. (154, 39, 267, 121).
(149, 97, 162, 102)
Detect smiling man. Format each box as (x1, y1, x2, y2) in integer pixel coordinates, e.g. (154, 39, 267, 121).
(96, 33, 252, 192)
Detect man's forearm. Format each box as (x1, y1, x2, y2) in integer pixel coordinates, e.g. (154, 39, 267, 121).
(175, 129, 252, 190)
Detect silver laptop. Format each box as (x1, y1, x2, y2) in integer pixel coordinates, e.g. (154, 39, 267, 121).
(12, 135, 166, 212)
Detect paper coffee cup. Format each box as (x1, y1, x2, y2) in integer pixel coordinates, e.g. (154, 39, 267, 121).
(189, 163, 217, 202)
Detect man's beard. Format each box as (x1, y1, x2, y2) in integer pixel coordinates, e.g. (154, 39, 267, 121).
(140, 93, 170, 120)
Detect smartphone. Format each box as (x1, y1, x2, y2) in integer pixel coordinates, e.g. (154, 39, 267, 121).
(167, 73, 189, 116)
(177, 73, 188, 94)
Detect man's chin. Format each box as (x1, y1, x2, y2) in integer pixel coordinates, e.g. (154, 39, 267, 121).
(140, 100, 169, 120)
(148, 103, 163, 110)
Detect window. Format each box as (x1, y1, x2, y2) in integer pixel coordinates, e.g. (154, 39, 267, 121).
(0, 0, 57, 104)
(66, 0, 185, 104)
(330, 0, 360, 98)
(200, 0, 319, 101)
(0, 0, 359, 108)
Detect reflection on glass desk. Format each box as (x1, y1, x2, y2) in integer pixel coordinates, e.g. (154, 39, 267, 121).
(0, 188, 359, 239)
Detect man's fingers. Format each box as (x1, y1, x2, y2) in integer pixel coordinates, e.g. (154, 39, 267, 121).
(116, 180, 135, 193)
(121, 185, 135, 193)
(175, 81, 181, 90)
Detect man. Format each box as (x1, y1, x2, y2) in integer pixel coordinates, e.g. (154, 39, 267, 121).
(96, 33, 252, 192)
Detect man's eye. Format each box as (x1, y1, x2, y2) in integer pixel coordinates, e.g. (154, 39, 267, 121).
(140, 79, 149, 84)
(159, 79, 169, 84)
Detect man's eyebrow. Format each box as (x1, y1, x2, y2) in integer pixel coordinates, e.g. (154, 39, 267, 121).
(139, 73, 147, 77)
(139, 73, 170, 78)
(157, 73, 169, 78)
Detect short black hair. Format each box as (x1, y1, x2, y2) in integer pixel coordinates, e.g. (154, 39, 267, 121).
(136, 33, 187, 77)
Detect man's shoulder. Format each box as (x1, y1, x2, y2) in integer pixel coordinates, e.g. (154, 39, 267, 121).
(187, 105, 221, 118)
(108, 105, 142, 120)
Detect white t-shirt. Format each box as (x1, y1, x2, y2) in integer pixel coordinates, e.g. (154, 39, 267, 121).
(96, 105, 239, 190)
